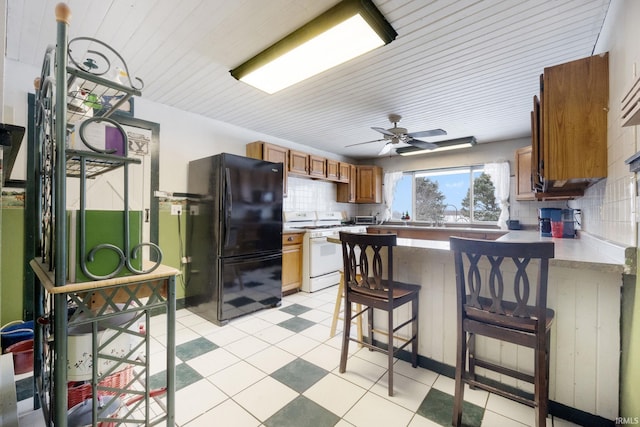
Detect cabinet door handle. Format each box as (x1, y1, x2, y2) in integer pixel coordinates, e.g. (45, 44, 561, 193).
(287, 236, 294, 241)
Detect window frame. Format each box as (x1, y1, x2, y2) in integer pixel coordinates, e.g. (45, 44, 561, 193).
(393, 165, 498, 226)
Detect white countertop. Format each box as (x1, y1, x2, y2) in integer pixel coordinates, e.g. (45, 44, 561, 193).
(396, 230, 634, 274)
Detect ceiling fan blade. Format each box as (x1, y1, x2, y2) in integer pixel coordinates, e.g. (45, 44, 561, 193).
(378, 143, 392, 156)
(407, 128, 447, 138)
(407, 138, 438, 150)
(372, 127, 395, 136)
(345, 138, 386, 148)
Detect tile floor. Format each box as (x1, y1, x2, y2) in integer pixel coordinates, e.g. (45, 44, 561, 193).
(16, 287, 581, 427)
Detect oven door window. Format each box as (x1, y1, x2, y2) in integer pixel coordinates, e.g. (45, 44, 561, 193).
(309, 237, 342, 277)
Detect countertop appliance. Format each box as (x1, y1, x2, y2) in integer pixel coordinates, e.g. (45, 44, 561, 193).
(352, 215, 376, 225)
(284, 211, 366, 292)
(186, 153, 283, 325)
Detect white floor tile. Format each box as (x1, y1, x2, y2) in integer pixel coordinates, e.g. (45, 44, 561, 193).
(174, 327, 201, 345)
(298, 322, 333, 342)
(224, 335, 270, 359)
(175, 379, 227, 426)
(299, 343, 342, 372)
(408, 414, 445, 427)
(231, 317, 273, 335)
(253, 307, 295, 324)
(245, 345, 297, 374)
(187, 347, 240, 377)
(252, 324, 295, 344)
(185, 398, 260, 427)
(394, 360, 438, 387)
(303, 372, 367, 417)
(188, 320, 223, 337)
(433, 374, 490, 408)
(233, 376, 298, 422)
(332, 355, 387, 390)
(482, 409, 530, 427)
(485, 393, 550, 427)
(343, 391, 414, 427)
(298, 308, 332, 323)
(208, 360, 267, 396)
(177, 313, 209, 328)
(371, 371, 431, 412)
(204, 325, 248, 347)
(275, 332, 322, 356)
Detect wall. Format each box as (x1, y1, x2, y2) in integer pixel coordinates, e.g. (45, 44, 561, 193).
(584, 0, 640, 419)
(371, 137, 568, 227)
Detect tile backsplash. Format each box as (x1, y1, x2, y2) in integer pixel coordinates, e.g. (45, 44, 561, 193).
(284, 177, 357, 217)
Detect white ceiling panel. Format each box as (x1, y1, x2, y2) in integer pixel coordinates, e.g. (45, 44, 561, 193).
(5, 0, 611, 159)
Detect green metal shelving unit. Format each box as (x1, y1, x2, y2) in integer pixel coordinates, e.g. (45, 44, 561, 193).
(29, 4, 177, 426)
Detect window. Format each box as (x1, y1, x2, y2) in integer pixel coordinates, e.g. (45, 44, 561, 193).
(391, 166, 500, 224)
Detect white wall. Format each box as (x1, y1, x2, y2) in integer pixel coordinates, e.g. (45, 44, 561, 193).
(572, 0, 640, 246)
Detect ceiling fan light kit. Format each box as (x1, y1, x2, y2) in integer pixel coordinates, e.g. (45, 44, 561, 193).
(229, 0, 397, 94)
(396, 136, 478, 156)
(347, 114, 449, 155)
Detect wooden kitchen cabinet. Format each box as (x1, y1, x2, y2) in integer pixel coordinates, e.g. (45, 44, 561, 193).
(337, 164, 357, 203)
(356, 165, 382, 203)
(309, 155, 327, 178)
(515, 146, 535, 200)
(532, 53, 609, 196)
(338, 162, 350, 183)
(326, 158, 340, 181)
(246, 141, 289, 196)
(337, 164, 382, 203)
(289, 150, 309, 176)
(282, 232, 304, 294)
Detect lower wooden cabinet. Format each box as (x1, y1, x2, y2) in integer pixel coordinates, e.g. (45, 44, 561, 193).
(282, 232, 304, 294)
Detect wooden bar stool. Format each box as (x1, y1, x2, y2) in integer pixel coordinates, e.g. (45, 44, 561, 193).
(329, 270, 363, 343)
(450, 237, 555, 427)
(338, 231, 421, 396)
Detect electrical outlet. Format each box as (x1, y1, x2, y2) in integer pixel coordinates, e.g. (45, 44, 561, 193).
(171, 204, 182, 216)
(189, 205, 199, 216)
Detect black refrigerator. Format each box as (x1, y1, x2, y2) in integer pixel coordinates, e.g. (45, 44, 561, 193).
(186, 153, 283, 325)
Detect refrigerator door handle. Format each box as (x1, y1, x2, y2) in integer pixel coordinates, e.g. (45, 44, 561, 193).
(223, 167, 232, 247)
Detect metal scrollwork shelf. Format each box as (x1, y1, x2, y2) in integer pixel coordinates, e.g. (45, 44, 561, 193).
(29, 4, 177, 426)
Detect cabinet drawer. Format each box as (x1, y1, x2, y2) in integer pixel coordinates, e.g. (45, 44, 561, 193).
(283, 233, 304, 245)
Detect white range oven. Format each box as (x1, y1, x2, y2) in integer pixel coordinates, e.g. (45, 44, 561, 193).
(283, 211, 366, 292)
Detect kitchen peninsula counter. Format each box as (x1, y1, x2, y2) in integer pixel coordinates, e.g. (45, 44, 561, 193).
(330, 228, 634, 421)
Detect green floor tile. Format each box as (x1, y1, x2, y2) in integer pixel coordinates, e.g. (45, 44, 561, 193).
(278, 316, 316, 333)
(264, 395, 340, 427)
(280, 303, 312, 316)
(175, 336, 218, 361)
(271, 358, 328, 393)
(148, 362, 203, 391)
(417, 388, 484, 427)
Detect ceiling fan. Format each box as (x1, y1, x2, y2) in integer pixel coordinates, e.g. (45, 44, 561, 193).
(347, 114, 447, 155)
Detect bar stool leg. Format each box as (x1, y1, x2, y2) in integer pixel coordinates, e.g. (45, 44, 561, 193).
(330, 271, 363, 344)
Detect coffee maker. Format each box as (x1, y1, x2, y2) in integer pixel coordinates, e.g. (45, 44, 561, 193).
(538, 208, 576, 238)
(538, 208, 561, 237)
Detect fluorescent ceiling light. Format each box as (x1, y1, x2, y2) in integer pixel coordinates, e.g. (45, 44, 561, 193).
(230, 0, 396, 94)
(397, 137, 477, 156)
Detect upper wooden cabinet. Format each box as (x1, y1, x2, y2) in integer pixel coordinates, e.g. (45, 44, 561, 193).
(356, 165, 382, 203)
(309, 155, 326, 178)
(338, 162, 350, 183)
(337, 164, 357, 203)
(326, 159, 340, 181)
(289, 150, 309, 176)
(532, 53, 609, 195)
(515, 146, 535, 201)
(246, 141, 288, 196)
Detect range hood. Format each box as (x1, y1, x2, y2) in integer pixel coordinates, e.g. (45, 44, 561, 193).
(0, 123, 26, 187)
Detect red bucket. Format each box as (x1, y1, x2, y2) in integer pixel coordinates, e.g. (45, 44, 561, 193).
(5, 339, 34, 375)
